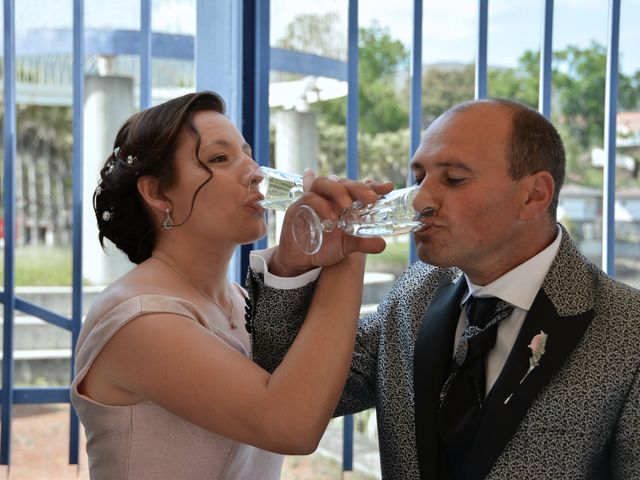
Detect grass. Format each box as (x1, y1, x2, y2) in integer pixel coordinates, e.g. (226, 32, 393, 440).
(0, 240, 415, 287)
(0, 246, 74, 286)
(366, 238, 412, 275)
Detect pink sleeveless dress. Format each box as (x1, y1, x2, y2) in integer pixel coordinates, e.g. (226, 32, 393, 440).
(71, 294, 283, 480)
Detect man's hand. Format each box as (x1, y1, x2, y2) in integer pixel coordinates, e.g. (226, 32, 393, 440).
(269, 173, 393, 277)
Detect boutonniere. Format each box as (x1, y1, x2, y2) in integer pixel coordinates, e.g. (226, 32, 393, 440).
(504, 331, 548, 405)
(520, 331, 548, 384)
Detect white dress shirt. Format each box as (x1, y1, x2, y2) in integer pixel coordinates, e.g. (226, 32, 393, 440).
(249, 228, 562, 395)
(460, 228, 561, 394)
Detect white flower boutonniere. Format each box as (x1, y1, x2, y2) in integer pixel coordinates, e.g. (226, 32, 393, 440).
(520, 330, 548, 384)
(504, 331, 549, 405)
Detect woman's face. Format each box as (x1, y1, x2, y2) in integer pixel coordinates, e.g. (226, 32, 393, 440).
(163, 110, 267, 246)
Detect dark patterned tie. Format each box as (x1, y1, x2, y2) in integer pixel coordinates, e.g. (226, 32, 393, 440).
(437, 295, 514, 467)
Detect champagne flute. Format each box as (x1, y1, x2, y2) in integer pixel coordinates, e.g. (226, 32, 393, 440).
(292, 185, 429, 255)
(249, 166, 304, 210)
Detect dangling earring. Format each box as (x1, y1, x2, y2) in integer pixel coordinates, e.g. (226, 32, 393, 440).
(162, 208, 174, 230)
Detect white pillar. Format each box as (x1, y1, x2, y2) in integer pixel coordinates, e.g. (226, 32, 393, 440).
(274, 109, 319, 173)
(82, 75, 136, 285)
(273, 109, 319, 239)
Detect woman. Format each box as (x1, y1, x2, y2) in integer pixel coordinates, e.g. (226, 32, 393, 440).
(71, 91, 371, 479)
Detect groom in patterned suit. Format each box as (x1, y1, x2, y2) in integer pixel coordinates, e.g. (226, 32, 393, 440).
(246, 98, 640, 479)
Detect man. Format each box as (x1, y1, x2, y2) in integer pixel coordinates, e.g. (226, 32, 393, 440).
(246, 99, 640, 479)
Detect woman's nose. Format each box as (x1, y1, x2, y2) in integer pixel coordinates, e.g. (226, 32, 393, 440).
(244, 162, 264, 191)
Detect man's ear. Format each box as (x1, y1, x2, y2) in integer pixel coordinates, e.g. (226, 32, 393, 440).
(137, 175, 170, 215)
(520, 171, 554, 220)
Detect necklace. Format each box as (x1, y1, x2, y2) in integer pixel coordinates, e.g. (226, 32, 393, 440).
(152, 256, 237, 329)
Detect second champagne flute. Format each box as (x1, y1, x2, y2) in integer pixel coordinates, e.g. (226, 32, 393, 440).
(292, 185, 427, 255)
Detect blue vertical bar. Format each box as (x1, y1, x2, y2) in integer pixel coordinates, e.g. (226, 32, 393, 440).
(240, 0, 257, 279)
(140, 0, 152, 109)
(196, 0, 243, 125)
(342, 414, 354, 472)
(475, 0, 488, 99)
(1, 0, 16, 466)
(254, 0, 270, 169)
(254, 0, 270, 250)
(342, 0, 359, 471)
(538, 0, 553, 118)
(409, 0, 423, 162)
(602, 0, 620, 275)
(345, 0, 358, 181)
(69, 0, 85, 464)
(343, 0, 358, 472)
(408, 0, 423, 265)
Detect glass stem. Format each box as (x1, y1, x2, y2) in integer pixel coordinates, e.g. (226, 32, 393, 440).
(321, 219, 336, 232)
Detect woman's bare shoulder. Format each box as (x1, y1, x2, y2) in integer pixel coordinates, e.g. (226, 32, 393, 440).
(86, 263, 177, 323)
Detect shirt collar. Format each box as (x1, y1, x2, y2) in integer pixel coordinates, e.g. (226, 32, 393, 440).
(461, 227, 562, 311)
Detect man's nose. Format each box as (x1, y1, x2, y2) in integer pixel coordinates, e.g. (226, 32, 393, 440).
(412, 183, 437, 214)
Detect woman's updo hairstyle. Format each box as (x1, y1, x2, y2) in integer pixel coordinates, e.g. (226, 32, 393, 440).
(93, 91, 225, 264)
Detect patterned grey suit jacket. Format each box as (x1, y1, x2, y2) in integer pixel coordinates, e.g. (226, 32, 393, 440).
(247, 226, 640, 479)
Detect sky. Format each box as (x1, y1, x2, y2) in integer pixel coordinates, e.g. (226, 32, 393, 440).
(271, 0, 640, 76)
(11, 0, 640, 76)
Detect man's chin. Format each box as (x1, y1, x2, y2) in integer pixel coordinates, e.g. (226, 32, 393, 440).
(415, 244, 449, 268)
(415, 244, 433, 264)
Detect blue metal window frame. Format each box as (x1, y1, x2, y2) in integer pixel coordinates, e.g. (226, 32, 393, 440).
(1, 0, 17, 465)
(0, 0, 85, 465)
(602, 0, 621, 275)
(539, 0, 554, 118)
(475, 0, 488, 99)
(0, 0, 625, 471)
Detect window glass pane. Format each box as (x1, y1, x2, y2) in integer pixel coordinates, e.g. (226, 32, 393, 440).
(83, 0, 196, 289)
(12, 0, 74, 388)
(616, 0, 640, 289)
(268, 1, 348, 247)
(10, 1, 82, 468)
(271, 0, 347, 60)
(359, 0, 413, 282)
(7, 403, 89, 477)
(422, 0, 477, 124)
(553, 0, 608, 269)
(83, 0, 139, 289)
(152, 0, 195, 105)
(487, 0, 540, 107)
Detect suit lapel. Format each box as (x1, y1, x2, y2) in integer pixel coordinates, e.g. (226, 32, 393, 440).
(461, 284, 594, 479)
(414, 274, 466, 479)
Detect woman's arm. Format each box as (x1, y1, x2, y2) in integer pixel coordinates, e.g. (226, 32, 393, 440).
(80, 253, 366, 455)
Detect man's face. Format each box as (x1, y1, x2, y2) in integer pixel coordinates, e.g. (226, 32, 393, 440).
(411, 103, 530, 284)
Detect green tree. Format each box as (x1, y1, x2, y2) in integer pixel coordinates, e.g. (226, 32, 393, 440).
(488, 50, 539, 108)
(422, 64, 475, 125)
(277, 12, 344, 59)
(310, 22, 410, 134)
